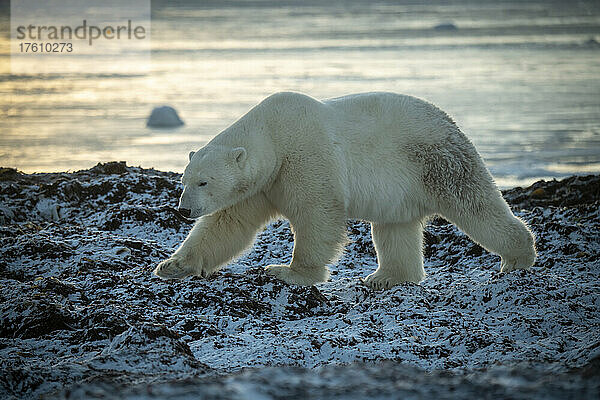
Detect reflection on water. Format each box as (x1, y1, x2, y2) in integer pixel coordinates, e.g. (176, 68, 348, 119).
(0, 0, 599, 187)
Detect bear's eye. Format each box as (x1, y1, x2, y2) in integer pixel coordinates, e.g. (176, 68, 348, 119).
(198, 182, 207, 187)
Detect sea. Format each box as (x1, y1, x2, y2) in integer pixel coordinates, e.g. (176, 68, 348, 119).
(1, 0, 599, 188)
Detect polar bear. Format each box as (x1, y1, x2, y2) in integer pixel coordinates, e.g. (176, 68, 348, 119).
(153, 92, 536, 289)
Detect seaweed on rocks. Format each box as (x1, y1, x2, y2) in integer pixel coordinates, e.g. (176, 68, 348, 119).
(0, 164, 598, 399)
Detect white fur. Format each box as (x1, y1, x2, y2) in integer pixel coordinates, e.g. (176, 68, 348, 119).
(154, 92, 536, 289)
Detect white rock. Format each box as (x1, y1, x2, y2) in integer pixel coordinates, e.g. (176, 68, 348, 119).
(147, 106, 184, 128)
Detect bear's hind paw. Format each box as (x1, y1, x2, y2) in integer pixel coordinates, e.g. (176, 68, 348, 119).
(265, 264, 328, 286)
(153, 257, 194, 280)
(363, 272, 402, 291)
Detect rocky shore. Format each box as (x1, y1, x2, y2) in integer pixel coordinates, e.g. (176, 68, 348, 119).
(1, 162, 598, 399)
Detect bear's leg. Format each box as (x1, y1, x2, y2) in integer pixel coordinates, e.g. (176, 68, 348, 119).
(364, 220, 426, 290)
(265, 211, 347, 286)
(154, 193, 275, 280)
(442, 195, 536, 272)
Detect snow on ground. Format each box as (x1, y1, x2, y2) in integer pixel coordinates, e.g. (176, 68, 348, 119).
(0, 163, 598, 399)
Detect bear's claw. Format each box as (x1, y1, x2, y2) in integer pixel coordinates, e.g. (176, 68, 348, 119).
(362, 272, 401, 291)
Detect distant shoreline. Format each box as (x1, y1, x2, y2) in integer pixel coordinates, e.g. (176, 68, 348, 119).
(1, 161, 598, 207)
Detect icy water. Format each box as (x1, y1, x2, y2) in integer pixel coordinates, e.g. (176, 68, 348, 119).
(1, 0, 599, 187)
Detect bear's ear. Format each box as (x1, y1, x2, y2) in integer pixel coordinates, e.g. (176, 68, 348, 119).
(231, 147, 247, 167)
(189, 151, 195, 161)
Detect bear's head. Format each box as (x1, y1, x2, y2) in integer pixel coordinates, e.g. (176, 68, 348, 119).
(178, 145, 252, 218)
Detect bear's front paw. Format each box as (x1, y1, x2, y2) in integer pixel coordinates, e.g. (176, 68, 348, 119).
(265, 264, 328, 286)
(500, 255, 534, 273)
(363, 272, 401, 291)
(153, 257, 195, 280)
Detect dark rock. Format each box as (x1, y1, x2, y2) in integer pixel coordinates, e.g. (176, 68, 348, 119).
(503, 175, 600, 209)
(531, 188, 546, 198)
(434, 22, 458, 31)
(90, 161, 128, 175)
(0, 167, 21, 181)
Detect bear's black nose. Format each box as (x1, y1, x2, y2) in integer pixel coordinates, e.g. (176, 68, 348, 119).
(178, 208, 191, 218)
